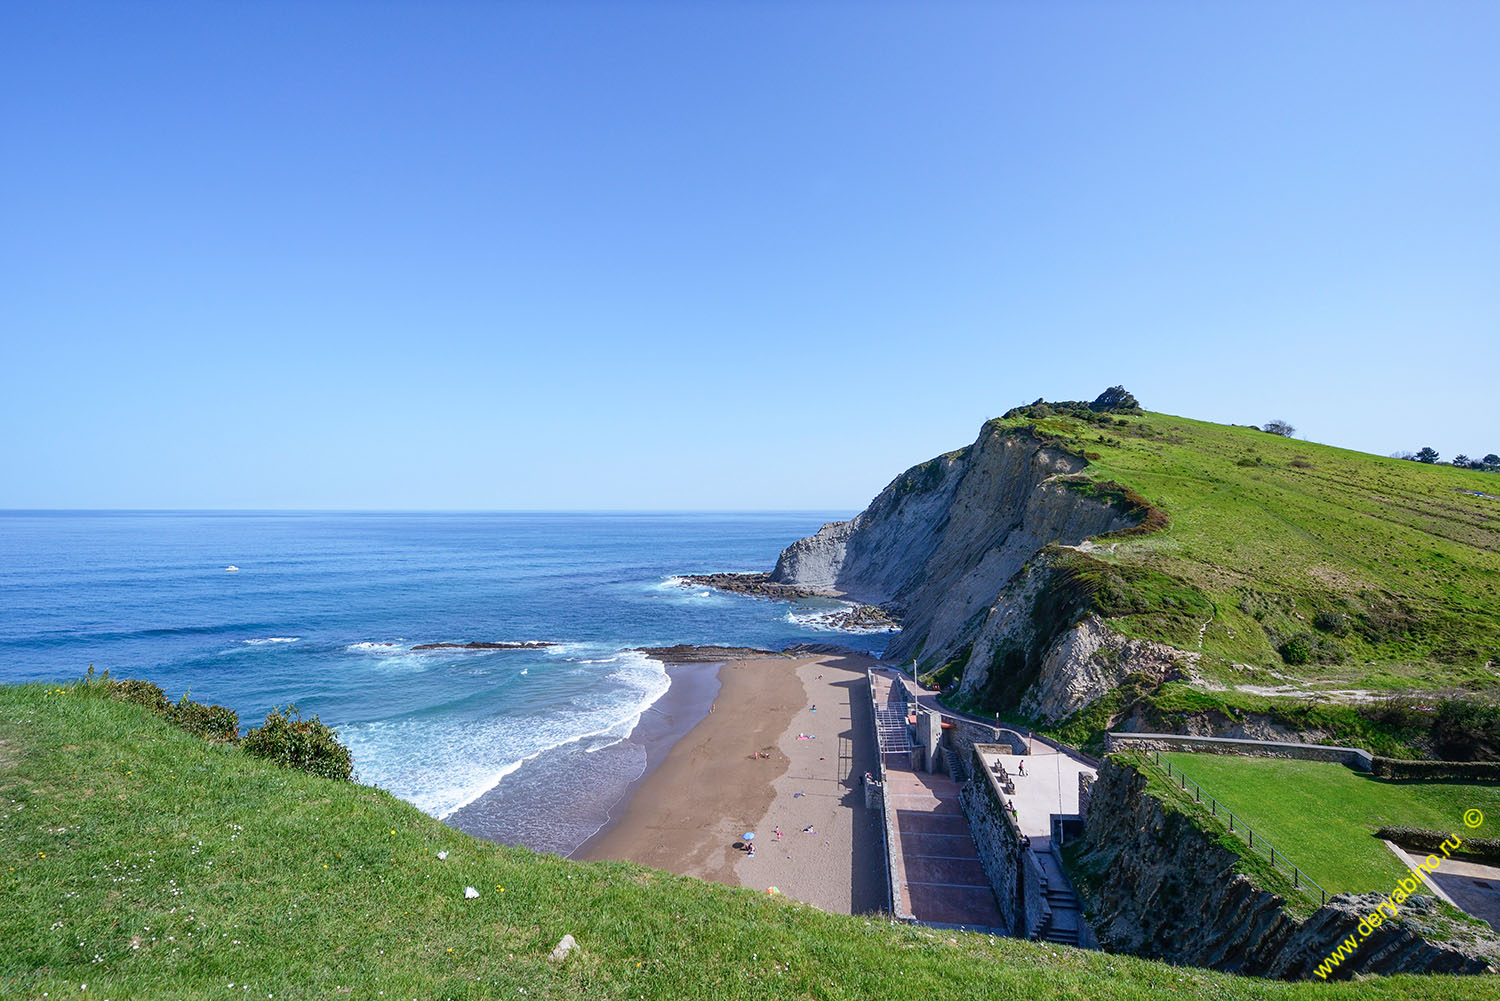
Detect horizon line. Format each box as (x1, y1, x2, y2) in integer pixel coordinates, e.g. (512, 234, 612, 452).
(0, 507, 862, 515)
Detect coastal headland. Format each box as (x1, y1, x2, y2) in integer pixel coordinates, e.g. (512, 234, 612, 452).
(580, 646, 886, 916)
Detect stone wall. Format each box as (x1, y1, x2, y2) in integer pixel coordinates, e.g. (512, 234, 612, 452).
(946, 717, 1023, 769)
(1105, 732, 1372, 771)
(957, 743, 1022, 935)
(866, 669, 907, 921)
(1078, 772, 1095, 816)
(1021, 848, 1047, 938)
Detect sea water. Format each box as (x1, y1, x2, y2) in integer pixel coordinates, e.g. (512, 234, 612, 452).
(0, 511, 888, 849)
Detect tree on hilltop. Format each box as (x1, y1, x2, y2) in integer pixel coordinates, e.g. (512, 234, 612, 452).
(1416, 446, 1440, 464)
(1262, 419, 1296, 437)
(1091, 385, 1140, 412)
(1484, 453, 1500, 472)
(1453, 454, 1472, 468)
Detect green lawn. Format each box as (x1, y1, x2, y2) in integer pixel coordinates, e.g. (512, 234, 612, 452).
(992, 407, 1500, 693)
(6, 683, 1500, 999)
(1158, 752, 1500, 894)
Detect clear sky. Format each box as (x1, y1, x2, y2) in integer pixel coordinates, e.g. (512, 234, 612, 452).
(3, 1, 1497, 510)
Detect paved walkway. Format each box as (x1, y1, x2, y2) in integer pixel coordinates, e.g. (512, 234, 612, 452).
(872, 670, 1005, 930)
(974, 745, 1094, 838)
(1429, 857, 1500, 932)
(884, 757, 1006, 928)
(974, 738, 1097, 946)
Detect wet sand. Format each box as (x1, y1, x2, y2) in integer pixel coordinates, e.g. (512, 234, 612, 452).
(447, 661, 721, 855)
(580, 650, 886, 915)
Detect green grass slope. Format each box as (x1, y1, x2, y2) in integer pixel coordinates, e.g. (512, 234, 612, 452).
(992, 406, 1500, 696)
(5, 683, 1497, 999)
(1157, 752, 1499, 894)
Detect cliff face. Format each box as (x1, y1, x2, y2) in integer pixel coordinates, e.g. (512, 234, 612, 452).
(772, 424, 1131, 652)
(1073, 759, 1500, 978)
(768, 421, 1166, 718)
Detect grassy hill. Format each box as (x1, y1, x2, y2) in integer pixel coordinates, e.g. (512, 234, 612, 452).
(5, 681, 1498, 999)
(1157, 752, 1498, 894)
(977, 402, 1500, 754)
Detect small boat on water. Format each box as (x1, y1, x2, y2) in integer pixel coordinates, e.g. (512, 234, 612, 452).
(225, 565, 240, 573)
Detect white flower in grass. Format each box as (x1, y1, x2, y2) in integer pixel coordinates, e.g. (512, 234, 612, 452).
(436, 851, 448, 860)
(464, 886, 478, 899)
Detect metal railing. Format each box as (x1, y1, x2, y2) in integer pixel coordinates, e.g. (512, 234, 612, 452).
(1142, 749, 1332, 907)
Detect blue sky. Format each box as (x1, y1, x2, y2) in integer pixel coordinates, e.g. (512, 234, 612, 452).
(3, 1, 1497, 510)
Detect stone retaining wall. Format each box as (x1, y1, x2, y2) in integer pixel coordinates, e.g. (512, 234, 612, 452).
(1105, 732, 1373, 771)
(867, 669, 909, 922)
(1021, 848, 1047, 938)
(957, 743, 1022, 935)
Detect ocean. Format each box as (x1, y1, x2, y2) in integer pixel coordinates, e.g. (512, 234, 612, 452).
(0, 511, 888, 853)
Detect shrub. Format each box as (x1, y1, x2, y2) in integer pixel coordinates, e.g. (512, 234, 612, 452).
(1375, 826, 1500, 863)
(1430, 699, 1500, 761)
(1091, 385, 1141, 412)
(102, 678, 170, 713)
(1278, 632, 1315, 665)
(1313, 610, 1350, 635)
(242, 705, 354, 781)
(1370, 757, 1500, 781)
(171, 693, 240, 742)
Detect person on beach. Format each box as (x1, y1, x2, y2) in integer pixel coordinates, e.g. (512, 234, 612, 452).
(1018, 760, 1025, 776)
(774, 827, 782, 841)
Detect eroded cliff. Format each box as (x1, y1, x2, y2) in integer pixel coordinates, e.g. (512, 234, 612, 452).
(766, 419, 1168, 719)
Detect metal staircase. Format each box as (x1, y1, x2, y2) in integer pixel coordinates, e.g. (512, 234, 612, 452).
(874, 706, 914, 754)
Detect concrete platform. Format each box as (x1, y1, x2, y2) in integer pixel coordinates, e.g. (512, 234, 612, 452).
(1429, 857, 1500, 932)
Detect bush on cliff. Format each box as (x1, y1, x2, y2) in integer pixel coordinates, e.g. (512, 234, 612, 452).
(169, 691, 240, 742)
(242, 704, 354, 780)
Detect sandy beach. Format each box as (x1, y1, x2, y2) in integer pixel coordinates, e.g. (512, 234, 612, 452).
(579, 650, 886, 915)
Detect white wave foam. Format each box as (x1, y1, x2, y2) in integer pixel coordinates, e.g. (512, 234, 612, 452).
(345, 642, 402, 652)
(784, 607, 900, 634)
(243, 636, 300, 645)
(341, 647, 670, 819)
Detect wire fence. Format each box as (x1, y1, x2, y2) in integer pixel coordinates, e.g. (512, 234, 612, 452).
(1142, 749, 1332, 907)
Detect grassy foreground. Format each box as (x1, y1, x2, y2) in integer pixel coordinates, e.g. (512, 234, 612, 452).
(4, 684, 1498, 999)
(1157, 752, 1499, 894)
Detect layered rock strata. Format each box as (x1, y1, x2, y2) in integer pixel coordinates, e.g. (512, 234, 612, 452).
(763, 422, 1165, 719)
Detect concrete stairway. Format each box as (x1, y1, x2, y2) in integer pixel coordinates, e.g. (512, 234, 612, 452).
(1032, 839, 1086, 947)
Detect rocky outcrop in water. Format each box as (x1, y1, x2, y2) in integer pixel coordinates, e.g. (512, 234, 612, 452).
(679, 573, 835, 600)
(635, 645, 781, 664)
(410, 641, 557, 651)
(1072, 759, 1500, 978)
